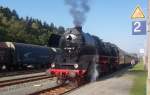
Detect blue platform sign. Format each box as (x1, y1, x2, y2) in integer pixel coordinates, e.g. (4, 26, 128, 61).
(132, 21, 146, 35)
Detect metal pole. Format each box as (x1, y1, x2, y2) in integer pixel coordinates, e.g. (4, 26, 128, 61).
(147, 0, 150, 94)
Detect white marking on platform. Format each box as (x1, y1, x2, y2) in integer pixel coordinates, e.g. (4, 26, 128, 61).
(33, 84, 42, 87)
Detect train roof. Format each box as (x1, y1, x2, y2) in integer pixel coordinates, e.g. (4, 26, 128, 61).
(0, 42, 15, 48)
(0, 42, 49, 49)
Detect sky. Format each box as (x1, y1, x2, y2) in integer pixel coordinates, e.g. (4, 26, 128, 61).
(0, 0, 147, 54)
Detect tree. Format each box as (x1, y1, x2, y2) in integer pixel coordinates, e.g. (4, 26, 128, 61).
(58, 26, 65, 35)
(0, 6, 65, 45)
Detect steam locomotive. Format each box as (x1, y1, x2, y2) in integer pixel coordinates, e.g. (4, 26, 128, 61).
(46, 26, 138, 84)
(0, 42, 56, 71)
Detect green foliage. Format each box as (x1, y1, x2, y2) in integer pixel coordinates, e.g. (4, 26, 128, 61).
(130, 60, 147, 95)
(0, 6, 65, 45)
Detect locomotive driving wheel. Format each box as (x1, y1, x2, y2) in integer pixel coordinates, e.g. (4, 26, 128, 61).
(56, 76, 66, 85)
(69, 77, 84, 87)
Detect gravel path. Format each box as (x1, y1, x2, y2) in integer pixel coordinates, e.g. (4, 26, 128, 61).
(66, 68, 134, 95)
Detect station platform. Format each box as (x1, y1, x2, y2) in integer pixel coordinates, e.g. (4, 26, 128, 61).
(66, 68, 137, 95)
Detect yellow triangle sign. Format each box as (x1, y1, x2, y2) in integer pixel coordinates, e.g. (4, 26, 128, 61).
(131, 5, 145, 19)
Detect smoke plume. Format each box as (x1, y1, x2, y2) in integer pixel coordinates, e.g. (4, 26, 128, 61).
(65, 0, 90, 26)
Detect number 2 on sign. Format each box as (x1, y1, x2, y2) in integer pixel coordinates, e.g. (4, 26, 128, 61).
(134, 21, 141, 32)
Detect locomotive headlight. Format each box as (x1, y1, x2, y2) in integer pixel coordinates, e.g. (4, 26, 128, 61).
(74, 64, 78, 69)
(51, 63, 55, 68)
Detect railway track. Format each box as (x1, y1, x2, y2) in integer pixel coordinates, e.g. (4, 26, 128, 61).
(0, 69, 46, 77)
(30, 83, 77, 95)
(0, 67, 130, 95)
(29, 67, 130, 95)
(0, 75, 51, 87)
(0, 75, 56, 95)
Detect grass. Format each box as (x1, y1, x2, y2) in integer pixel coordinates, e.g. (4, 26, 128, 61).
(130, 60, 147, 95)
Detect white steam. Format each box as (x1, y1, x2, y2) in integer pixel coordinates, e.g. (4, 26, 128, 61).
(91, 63, 99, 82)
(91, 55, 99, 82)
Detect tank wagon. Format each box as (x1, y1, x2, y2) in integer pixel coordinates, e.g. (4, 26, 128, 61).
(0, 42, 55, 71)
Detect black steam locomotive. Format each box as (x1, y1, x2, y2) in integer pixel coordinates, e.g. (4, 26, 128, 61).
(47, 26, 138, 84)
(0, 42, 56, 71)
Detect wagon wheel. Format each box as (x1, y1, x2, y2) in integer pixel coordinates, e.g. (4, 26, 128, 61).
(109, 63, 113, 73)
(0, 64, 5, 71)
(7, 66, 14, 71)
(0, 64, 2, 71)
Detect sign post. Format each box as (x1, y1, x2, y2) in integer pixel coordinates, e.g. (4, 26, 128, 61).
(147, 0, 150, 95)
(131, 4, 148, 95)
